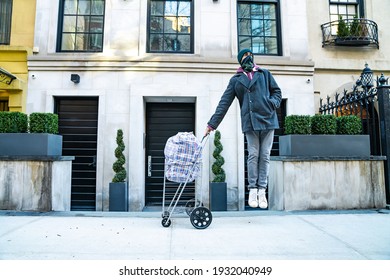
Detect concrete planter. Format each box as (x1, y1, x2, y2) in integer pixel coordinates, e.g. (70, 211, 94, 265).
(279, 135, 370, 157)
(0, 133, 62, 156)
(209, 182, 227, 211)
(109, 182, 128, 211)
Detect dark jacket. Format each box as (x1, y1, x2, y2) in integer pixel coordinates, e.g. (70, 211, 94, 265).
(208, 67, 282, 133)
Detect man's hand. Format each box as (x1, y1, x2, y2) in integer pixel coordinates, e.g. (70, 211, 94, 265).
(204, 126, 214, 136)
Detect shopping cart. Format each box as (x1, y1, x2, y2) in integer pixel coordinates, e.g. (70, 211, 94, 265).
(161, 132, 212, 229)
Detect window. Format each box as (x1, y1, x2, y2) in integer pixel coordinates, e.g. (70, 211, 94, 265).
(0, 0, 12, 45)
(237, 0, 281, 56)
(0, 100, 9, 111)
(147, 0, 193, 53)
(57, 0, 105, 52)
(329, 0, 364, 22)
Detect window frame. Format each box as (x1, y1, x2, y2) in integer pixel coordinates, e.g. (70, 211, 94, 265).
(56, 0, 106, 53)
(0, 0, 12, 45)
(329, 0, 365, 21)
(237, 0, 282, 56)
(146, 0, 194, 54)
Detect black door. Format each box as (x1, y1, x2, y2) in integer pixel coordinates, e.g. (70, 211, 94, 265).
(145, 102, 196, 207)
(55, 97, 99, 211)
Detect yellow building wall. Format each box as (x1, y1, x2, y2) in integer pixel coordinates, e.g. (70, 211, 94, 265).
(0, 0, 36, 112)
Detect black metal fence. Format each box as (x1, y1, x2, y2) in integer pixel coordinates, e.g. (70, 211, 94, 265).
(319, 65, 390, 156)
(319, 78, 381, 155)
(318, 65, 390, 206)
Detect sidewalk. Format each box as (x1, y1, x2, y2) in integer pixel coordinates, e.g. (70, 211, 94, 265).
(1, 209, 389, 260)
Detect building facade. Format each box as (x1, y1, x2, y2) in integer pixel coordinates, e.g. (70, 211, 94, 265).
(0, 0, 36, 112)
(27, 0, 389, 212)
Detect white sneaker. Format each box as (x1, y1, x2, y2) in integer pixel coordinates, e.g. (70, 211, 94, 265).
(258, 188, 268, 209)
(248, 189, 258, 208)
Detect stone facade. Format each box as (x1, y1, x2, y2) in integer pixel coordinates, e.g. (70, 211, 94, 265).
(269, 158, 386, 211)
(23, 0, 390, 211)
(0, 157, 73, 211)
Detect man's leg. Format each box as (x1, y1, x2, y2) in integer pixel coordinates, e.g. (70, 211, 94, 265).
(257, 129, 274, 208)
(245, 130, 260, 208)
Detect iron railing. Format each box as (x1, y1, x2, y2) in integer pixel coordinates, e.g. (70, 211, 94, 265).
(321, 18, 379, 48)
(319, 79, 381, 155)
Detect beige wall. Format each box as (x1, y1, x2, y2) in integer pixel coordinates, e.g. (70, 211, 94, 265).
(307, 0, 390, 109)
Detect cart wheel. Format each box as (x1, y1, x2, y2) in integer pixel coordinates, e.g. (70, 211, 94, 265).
(190, 207, 212, 229)
(185, 199, 196, 216)
(161, 218, 171, 228)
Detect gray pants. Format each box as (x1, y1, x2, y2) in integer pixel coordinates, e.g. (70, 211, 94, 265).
(245, 129, 274, 190)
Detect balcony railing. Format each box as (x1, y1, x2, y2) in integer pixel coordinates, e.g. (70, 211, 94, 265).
(321, 18, 379, 48)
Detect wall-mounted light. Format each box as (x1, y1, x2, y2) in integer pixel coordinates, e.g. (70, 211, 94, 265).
(0, 67, 17, 85)
(71, 74, 80, 84)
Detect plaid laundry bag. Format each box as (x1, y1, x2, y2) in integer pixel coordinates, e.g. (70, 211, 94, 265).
(164, 132, 202, 183)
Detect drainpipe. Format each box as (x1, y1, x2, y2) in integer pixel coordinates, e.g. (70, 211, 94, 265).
(377, 74, 390, 209)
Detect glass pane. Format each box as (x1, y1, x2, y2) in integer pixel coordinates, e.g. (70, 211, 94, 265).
(176, 34, 190, 51)
(178, 17, 190, 33)
(64, 0, 77, 14)
(91, 0, 104, 15)
(251, 19, 262, 36)
(239, 36, 251, 50)
(264, 4, 276, 19)
(150, 16, 163, 33)
(78, 0, 91, 15)
(238, 19, 251, 36)
(251, 5, 263, 19)
(264, 37, 277, 54)
(63, 16, 77, 32)
(330, 14, 339, 22)
(90, 16, 103, 32)
(330, 5, 338, 15)
(238, 4, 250, 18)
(178, 2, 190, 16)
(165, 1, 178, 16)
(252, 37, 265, 54)
(264, 20, 276, 36)
(75, 33, 87, 50)
(77, 16, 90, 32)
(347, 5, 357, 16)
(89, 33, 102, 50)
(150, 34, 163, 51)
(339, 6, 347, 15)
(151, 1, 164, 16)
(61, 33, 75, 50)
(164, 17, 177, 33)
(164, 35, 184, 51)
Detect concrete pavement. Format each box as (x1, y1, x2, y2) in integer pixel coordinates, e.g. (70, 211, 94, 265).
(1, 209, 389, 260)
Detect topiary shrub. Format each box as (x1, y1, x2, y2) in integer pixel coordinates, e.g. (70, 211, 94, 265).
(350, 16, 362, 36)
(0, 111, 28, 133)
(336, 115, 363, 135)
(112, 129, 127, 183)
(311, 114, 337, 135)
(212, 130, 226, 183)
(29, 113, 59, 134)
(337, 16, 350, 38)
(284, 115, 312, 135)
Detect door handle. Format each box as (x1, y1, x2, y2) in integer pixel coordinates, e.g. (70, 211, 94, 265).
(147, 155, 152, 177)
(89, 155, 96, 168)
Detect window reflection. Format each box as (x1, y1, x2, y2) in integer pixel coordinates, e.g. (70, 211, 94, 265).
(149, 0, 193, 53)
(60, 0, 105, 52)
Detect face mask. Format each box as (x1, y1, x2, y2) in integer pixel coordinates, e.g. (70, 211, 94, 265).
(241, 55, 254, 73)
